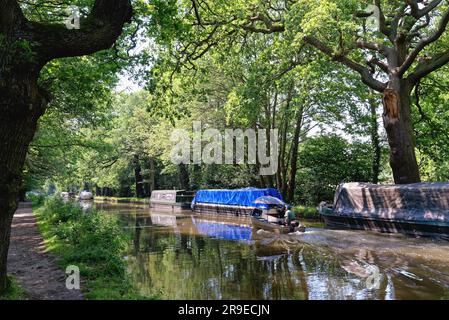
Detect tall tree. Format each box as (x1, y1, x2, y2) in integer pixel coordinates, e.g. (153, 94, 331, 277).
(0, 0, 132, 294)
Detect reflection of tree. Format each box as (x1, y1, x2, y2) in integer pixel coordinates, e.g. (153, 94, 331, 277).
(293, 251, 309, 299)
(128, 227, 317, 299)
(127, 229, 403, 299)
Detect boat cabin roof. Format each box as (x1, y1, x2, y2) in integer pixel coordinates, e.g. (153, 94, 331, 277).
(333, 182, 449, 223)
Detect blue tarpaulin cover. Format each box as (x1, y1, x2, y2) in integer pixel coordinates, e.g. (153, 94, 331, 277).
(191, 187, 283, 209)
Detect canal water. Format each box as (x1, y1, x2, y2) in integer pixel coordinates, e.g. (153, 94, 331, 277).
(94, 202, 449, 300)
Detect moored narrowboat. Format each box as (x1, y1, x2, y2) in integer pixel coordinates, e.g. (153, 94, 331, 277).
(319, 182, 449, 238)
(150, 190, 195, 212)
(191, 187, 285, 221)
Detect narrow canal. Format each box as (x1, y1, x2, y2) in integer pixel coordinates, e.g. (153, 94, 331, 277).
(93, 202, 449, 300)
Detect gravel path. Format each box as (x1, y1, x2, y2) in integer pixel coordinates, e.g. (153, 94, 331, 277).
(7, 202, 83, 300)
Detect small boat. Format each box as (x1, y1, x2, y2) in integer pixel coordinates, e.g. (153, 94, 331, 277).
(251, 217, 305, 234)
(61, 192, 76, 199)
(319, 182, 449, 238)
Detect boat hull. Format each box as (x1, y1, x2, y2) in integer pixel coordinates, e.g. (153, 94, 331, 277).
(150, 201, 191, 213)
(192, 203, 255, 215)
(251, 217, 305, 234)
(321, 214, 449, 239)
(192, 203, 283, 222)
(150, 190, 195, 213)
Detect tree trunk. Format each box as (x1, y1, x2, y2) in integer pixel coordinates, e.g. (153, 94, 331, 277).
(382, 83, 420, 184)
(369, 95, 381, 184)
(149, 157, 155, 194)
(133, 155, 143, 198)
(0, 211, 14, 293)
(278, 92, 292, 197)
(179, 164, 190, 190)
(286, 107, 303, 203)
(0, 76, 45, 293)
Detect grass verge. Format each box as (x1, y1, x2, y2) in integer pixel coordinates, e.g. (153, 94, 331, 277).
(0, 276, 27, 300)
(32, 196, 156, 300)
(95, 197, 150, 205)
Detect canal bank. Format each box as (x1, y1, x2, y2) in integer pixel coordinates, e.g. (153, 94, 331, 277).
(31, 197, 157, 300)
(95, 196, 150, 205)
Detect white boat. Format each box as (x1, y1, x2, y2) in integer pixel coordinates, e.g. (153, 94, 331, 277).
(79, 191, 94, 200)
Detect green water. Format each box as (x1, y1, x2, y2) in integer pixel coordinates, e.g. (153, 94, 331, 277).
(94, 202, 449, 300)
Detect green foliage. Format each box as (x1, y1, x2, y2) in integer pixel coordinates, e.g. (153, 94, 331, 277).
(34, 197, 155, 300)
(26, 193, 45, 207)
(95, 197, 150, 204)
(297, 135, 374, 205)
(413, 66, 449, 181)
(292, 205, 319, 220)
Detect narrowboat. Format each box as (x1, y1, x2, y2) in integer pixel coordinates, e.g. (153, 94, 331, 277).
(319, 182, 449, 238)
(191, 187, 285, 221)
(150, 190, 195, 212)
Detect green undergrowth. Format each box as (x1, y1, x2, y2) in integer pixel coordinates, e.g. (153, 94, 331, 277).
(293, 205, 321, 220)
(33, 196, 158, 300)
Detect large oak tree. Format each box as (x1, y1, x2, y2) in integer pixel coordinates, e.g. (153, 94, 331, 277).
(301, 0, 449, 184)
(0, 0, 132, 294)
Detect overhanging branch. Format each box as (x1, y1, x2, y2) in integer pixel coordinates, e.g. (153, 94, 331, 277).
(406, 0, 443, 19)
(408, 49, 449, 84)
(303, 36, 387, 93)
(18, 0, 132, 63)
(399, 5, 449, 76)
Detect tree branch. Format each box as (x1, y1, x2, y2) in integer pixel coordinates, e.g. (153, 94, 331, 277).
(241, 11, 285, 34)
(303, 36, 387, 92)
(191, 0, 204, 28)
(19, 0, 132, 63)
(399, 5, 449, 76)
(406, 0, 443, 19)
(368, 56, 389, 73)
(374, 0, 393, 41)
(408, 49, 449, 83)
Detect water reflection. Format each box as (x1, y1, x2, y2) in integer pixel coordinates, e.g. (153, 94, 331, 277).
(192, 217, 253, 242)
(94, 202, 449, 300)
